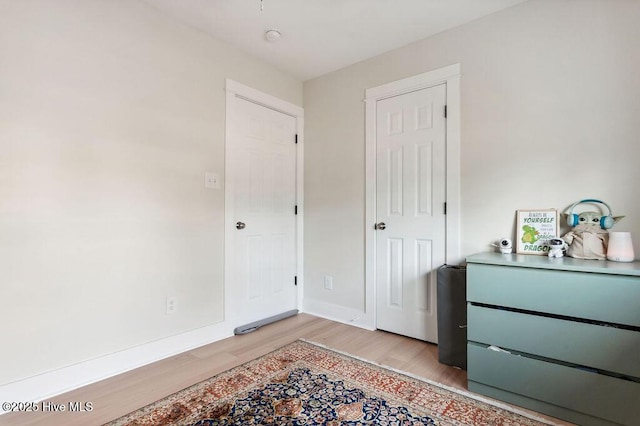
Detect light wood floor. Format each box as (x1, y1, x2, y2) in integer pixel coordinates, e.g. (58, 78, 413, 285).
(1, 314, 570, 425)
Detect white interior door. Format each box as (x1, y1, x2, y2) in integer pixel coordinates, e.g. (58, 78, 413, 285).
(229, 97, 298, 326)
(375, 84, 447, 343)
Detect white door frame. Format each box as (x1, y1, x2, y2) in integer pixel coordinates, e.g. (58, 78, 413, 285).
(224, 79, 304, 326)
(363, 64, 461, 330)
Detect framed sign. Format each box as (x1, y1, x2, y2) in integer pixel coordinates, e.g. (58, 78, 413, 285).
(516, 209, 559, 255)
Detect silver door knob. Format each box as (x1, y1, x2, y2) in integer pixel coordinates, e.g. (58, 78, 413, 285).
(375, 222, 386, 230)
(236, 221, 246, 230)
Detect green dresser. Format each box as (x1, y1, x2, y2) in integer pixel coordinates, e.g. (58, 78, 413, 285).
(466, 252, 640, 426)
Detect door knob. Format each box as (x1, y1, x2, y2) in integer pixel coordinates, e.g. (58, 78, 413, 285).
(236, 221, 246, 230)
(375, 222, 386, 230)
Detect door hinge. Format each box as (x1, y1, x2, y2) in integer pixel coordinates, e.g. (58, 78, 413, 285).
(444, 105, 448, 118)
(294, 205, 298, 215)
(294, 276, 298, 286)
(295, 134, 298, 144)
(444, 202, 447, 215)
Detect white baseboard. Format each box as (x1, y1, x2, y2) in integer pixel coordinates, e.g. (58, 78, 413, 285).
(302, 297, 375, 331)
(0, 321, 234, 411)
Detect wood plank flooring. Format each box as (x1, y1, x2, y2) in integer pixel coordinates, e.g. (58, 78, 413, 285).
(0, 314, 569, 425)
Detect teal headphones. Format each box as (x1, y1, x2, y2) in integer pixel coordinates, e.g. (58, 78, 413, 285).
(566, 199, 614, 230)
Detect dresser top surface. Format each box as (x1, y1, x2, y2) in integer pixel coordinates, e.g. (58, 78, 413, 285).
(466, 252, 640, 276)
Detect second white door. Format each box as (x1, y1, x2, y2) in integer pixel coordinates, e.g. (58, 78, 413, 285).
(375, 84, 447, 343)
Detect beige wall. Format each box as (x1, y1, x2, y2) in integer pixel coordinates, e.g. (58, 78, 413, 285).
(303, 0, 640, 313)
(0, 0, 302, 384)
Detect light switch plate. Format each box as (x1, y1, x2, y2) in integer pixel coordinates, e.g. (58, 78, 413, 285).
(205, 172, 220, 189)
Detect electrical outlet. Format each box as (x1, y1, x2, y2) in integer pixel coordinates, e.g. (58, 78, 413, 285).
(324, 275, 333, 290)
(166, 296, 177, 314)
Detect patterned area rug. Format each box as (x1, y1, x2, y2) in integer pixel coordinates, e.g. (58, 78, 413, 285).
(107, 340, 555, 425)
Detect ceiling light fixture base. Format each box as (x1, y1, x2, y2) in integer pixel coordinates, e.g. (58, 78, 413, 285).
(265, 29, 281, 42)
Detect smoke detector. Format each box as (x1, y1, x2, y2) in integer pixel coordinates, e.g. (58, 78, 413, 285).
(265, 29, 281, 42)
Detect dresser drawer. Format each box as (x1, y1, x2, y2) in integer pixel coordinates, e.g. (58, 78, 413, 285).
(468, 305, 640, 378)
(468, 344, 640, 426)
(467, 264, 640, 327)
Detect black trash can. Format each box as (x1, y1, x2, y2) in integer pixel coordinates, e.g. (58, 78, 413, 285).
(436, 265, 467, 369)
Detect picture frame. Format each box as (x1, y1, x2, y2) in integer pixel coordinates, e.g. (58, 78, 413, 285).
(516, 209, 559, 255)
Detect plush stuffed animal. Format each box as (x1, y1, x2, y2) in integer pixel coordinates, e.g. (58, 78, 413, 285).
(561, 210, 624, 260)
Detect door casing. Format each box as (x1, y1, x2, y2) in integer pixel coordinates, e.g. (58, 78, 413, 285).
(224, 79, 304, 327)
(364, 64, 461, 331)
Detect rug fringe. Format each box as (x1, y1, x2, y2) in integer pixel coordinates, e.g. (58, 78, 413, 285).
(298, 338, 564, 426)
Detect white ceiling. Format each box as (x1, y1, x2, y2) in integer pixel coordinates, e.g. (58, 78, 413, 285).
(143, 0, 527, 81)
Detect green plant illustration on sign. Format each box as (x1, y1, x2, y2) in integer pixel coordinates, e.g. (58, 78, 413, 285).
(521, 225, 540, 244)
